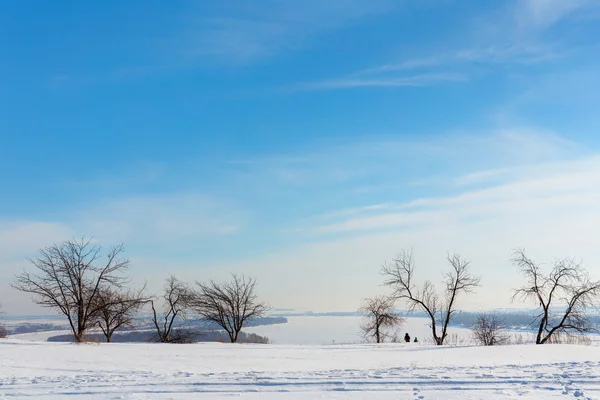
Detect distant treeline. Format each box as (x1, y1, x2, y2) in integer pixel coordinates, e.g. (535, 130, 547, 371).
(272, 310, 600, 333)
(165, 316, 288, 330)
(7, 316, 287, 336)
(9, 323, 66, 335)
(48, 329, 270, 344)
(442, 311, 600, 331)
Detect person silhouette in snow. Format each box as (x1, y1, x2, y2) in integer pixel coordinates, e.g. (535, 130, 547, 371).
(413, 337, 418, 343)
(404, 333, 411, 342)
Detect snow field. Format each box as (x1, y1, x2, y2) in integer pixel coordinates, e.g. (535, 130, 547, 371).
(1, 340, 600, 399)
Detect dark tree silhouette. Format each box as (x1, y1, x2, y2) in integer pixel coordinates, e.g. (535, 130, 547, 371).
(382, 250, 480, 345)
(0, 304, 6, 338)
(358, 296, 404, 343)
(150, 275, 191, 343)
(470, 313, 509, 346)
(188, 274, 268, 343)
(94, 285, 148, 342)
(512, 249, 600, 344)
(12, 238, 130, 342)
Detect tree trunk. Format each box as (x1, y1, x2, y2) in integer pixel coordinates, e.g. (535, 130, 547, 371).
(74, 332, 84, 343)
(536, 316, 546, 344)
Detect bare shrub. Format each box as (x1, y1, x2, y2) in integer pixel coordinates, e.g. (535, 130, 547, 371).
(513, 333, 524, 345)
(471, 313, 510, 346)
(510, 332, 539, 345)
(163, 328, 195, 344)
(512, 250, 600, 344)
(188, 274, 268, 343)
(12, 238, 130, 343)
(547, 332, 592, 346)
(241, 332, 271, 344)
(382, 250, 480, 345)
(150, 275, 191, 343)
(446, 333, 469, 347)
(0, 304, 6, 338)
(81, 334, 101, 343)
(94, 285, 148, 342)
(358, 296, 404, 343)
(390, 330, 405, 343)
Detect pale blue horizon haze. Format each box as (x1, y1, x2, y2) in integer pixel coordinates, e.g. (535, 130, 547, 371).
(1, 0, 600, 314)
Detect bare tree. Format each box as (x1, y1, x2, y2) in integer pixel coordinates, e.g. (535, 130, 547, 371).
(0, 304, 6, 339)
(12, 238, 129, 343)
(188, 274, 268, 343)
(358, 296, 404, 343)
(382, 250, 480, 345)
(471, 313, 509, 346)
(512, 249, 600, 344)
(94, 285, 148, 342)
(150, 275, 191, 343)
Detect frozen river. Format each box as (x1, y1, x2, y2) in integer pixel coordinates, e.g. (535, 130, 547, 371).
(244, 315, 475, 345)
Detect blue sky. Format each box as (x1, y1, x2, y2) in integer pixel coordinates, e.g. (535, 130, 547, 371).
(2, 0, 600, 314)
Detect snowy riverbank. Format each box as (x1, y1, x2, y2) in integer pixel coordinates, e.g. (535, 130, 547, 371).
(1, 339, 600, 398)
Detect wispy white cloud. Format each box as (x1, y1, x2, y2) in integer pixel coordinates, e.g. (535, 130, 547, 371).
(177, 0, 395, 64)
(235, 128, 578, 191)
(49, 1, 395, 86)
(294, 1, 600, 93)
(183, 18, 285, 63)
(0, 221, 73, 261)
(308, 154, 600, 234)
(3, 130, 568, 253)
(453, 167, 516, 187)
(297, 72, 466, 91)
(362, 43, 561, 76)
(0, 192, 244, 313)
(154, 150, 600, 312)
(318, 204, 392, 220)
(3, 128, 598, 313)
(352, 0, 599, 87)
(0, 221, 74, 314)
(223, 146, 600, 311)
(0, 193, 242, 263)
(75, 193, 243, 244)
(517, 0, 598, 28)
(48, 73, 97, 89)
(298, 3, 575, 92)
(497, 67, 600, 124)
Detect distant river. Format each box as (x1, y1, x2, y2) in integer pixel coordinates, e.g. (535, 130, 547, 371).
(244, 315, 474, 345)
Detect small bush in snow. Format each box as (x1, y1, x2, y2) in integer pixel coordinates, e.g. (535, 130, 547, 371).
(471, 313, 510, 346)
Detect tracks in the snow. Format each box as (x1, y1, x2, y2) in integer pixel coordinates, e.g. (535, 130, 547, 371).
(1, 361, 600, 398)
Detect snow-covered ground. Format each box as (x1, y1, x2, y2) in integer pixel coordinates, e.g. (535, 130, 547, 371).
(1, 339, 600, 399)
(8, 328, 73, 341)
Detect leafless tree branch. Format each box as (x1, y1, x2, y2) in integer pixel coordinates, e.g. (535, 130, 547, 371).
(512, 249, 600, 344)
(94, 284, 148, 342)
(358, 296, 404, 343)
(471, 313, 509, 346)
(150, 275, 191, 343)
(11, 238, 130, 342)
(382, 250, 480, 345)
(188, 274, 268, 343)
(0, 304, 6, 338)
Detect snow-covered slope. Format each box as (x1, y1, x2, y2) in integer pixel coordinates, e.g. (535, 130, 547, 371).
(1, 339, 599, 399)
